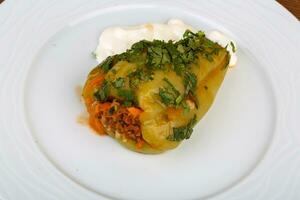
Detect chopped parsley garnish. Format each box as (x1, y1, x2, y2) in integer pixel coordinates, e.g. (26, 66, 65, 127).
(159, 78, 183, 106)
(123, 101, 133, 107)
(182, 101, 190, 114)
(230, 41, 236, 53)
(117, 89, 135, 102)
(98, 30, 222, 74)
(95, 30, 228, 109)
(128, 68, 153, 88)
(94, 80, 110, 102)
(147, 41, 171, 70)
(158, 72, 197, 109)
(99, 56, 115, 72)
(184, 71, 197, 95)
(113, 77, 125, 88)
(167, 115, 197, 141)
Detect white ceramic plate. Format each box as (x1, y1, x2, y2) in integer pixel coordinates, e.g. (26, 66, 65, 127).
(0, 1, 300, 200)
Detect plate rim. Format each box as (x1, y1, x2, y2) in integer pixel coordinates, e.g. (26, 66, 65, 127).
(0, 1, 299, 200)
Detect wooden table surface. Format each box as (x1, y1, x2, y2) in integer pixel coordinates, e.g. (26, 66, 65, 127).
(278, 0, 300, 20)
(0, 0, 299, 20)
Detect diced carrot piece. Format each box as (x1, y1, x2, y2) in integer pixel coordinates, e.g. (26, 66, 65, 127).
(95, 102, 111, 112)
(127, 107, 143, 118)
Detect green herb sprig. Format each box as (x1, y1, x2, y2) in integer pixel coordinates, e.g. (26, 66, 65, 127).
(159, 78, 183, 107)
(167, 115, 197, 141)
(95, 30, 228, 108)
(94, 80, 110, 102)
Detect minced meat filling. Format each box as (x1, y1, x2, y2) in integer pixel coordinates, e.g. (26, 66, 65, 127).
(90, 101, 144, 145)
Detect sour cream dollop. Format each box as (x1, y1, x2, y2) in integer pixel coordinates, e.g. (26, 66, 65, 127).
(95, 19, 237, 67)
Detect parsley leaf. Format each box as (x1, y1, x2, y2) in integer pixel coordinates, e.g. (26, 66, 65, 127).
(146, 40, 171, 70)
(113, 77, 125, 88)
(182, 101, 190, 114)
(163, 78, 180, 96)
(173, 61, 185, 75)
(184, 71, 197, 95)
(117, 89, 135, 102)
(159, 88, 176, 106)
(123, 101, 133, 107)
(94, 80, 110, 102)
(159, 78, 183, 106)
(230, 41, 236, 53)
(99, 56, 114, 72)
(128, 69, 154, 88)
(167, 115, 197, 141)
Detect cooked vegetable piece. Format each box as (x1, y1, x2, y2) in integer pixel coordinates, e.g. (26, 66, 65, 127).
(82, 30, 231, 153)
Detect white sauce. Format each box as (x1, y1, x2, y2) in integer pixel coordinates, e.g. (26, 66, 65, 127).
(95, 19, 237, 67)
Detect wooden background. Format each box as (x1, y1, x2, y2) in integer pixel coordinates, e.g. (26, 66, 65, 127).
(0, 0, 299, 20)
(278, 0, 300, 20)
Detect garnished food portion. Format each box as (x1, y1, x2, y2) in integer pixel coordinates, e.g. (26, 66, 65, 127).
(83, 25, 233, 153)
(94, 19, 237, 67)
